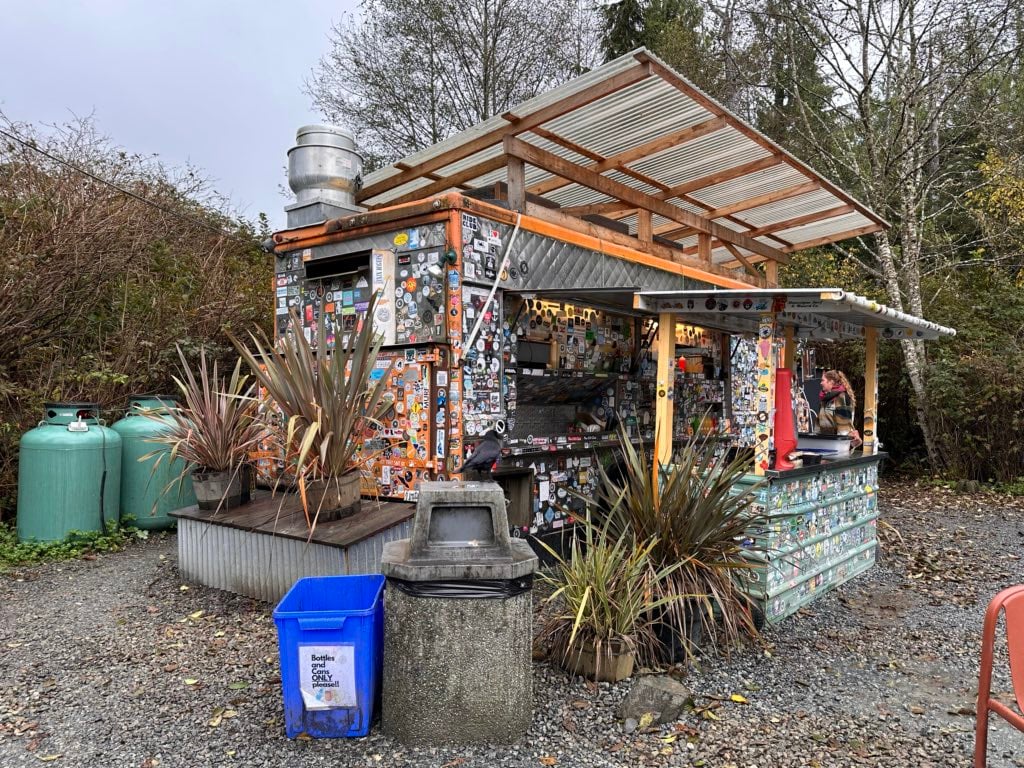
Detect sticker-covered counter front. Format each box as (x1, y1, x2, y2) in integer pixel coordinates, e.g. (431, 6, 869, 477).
(736, 453, 884, 624)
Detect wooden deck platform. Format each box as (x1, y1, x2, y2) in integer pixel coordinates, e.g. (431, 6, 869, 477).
(170, 492, 415, 603)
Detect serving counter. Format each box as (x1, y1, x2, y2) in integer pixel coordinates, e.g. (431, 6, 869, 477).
(737, 452, 884, 624)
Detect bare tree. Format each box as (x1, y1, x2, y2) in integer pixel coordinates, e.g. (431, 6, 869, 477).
(764, 0, 1020, 467)
(306, 0, 601, 164)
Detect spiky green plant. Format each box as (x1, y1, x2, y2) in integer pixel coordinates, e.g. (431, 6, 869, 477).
(229, 294, 394, 523)
(536, 515, 682, 678)
(586, 424, 767, 659)
(142, 345, 264, 492)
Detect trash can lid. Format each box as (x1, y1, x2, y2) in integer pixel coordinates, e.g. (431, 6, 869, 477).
(381, 481, 537, 581)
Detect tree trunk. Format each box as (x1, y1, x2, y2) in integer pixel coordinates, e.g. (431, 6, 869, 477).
(875, 232, 942, 469)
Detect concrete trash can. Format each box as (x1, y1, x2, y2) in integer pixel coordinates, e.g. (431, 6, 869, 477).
(380, 481, 538, 745)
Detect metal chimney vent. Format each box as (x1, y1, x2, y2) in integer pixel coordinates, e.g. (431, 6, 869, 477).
(285, 124, 364, 229)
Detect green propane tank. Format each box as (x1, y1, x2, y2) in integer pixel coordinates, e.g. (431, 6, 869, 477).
(17, 403, 122, 543)
(111, 395, 197, 531)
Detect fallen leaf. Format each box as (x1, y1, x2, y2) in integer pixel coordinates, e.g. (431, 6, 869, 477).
(440, 760, 464, 768)
(162, 663, 178, 673)
(209, 708, 224, 727)
(570, 699, 589, 710)
(179, 585, 189, 592)
(660, 746, 674, 756)
(224, 751, 236, 757)
(660, 735, 677, 743)
(142, 759, 160, 768)
(189, 610, 204, 620)
(296, 733, 312, 741)
(539, 757, 557, 766)
(214, 631, 226, 638)
(184, 678, 200, 686)
(227, 682, 248, 690)
(36, 756, 61, 763)
(223, 710, 238, 719)
(729, 693, 749, 704)
(607, 742, 624, 753)
(909, 705, 925, 715)
(638, 711, 655, 729)
(702, 709, 720, 721)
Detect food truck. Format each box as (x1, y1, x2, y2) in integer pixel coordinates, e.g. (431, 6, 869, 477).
(267, 48, 954, 621)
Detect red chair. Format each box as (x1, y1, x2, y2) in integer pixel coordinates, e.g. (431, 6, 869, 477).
(975, 585, 1024, 767)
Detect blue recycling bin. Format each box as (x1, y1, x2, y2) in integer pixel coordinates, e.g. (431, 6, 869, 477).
(273, 574, 385, 738)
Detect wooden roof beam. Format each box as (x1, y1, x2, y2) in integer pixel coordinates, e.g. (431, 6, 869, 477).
(605, 155, 787, 223)
(721, 241, 764, 282)
(528, 116, 729, 197)
(652, 180, 819, 236)
(561, 202, 635, 217)
(504, 135, 789, 264)
(664, 204, 854, 250)
(381, 155, 509, 208)
(357, 61, 652, 202)
(781, 224, 881, 252)
(635, 51, 890, 230)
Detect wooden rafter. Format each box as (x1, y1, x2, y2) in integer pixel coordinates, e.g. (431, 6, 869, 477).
(561, 202, 633, 217)
(599, 156, 788, 223)
(721, 223, 882, 268)
(504, 135, 789, 264)
(383, 155, 509, 208)
(651, 180, 819, 237)
(721, 241, 762, 281)
(528, 116, 728, 197)
(677, 204, 857, 255)
(635, 51, 890, 230)
(781, 224, 879, 252)
(356, 61, 652, 203)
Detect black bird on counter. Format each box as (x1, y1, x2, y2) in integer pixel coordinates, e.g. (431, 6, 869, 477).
(457, 429, 503, 475)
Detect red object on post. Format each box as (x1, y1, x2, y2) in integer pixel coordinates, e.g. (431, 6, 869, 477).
(773, 368, 797, 470)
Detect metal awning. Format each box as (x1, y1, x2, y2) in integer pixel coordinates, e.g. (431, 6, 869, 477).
(633, 288, 956, 340)
(357, 48, 886, 269)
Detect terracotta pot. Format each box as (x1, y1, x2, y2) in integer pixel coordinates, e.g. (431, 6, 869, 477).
(192, 465, 251, 511)
(563, 638, 636, 682)
(303, 472, 362, 521)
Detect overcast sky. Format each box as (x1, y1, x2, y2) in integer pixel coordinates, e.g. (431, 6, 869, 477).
(0, 0, 359, 230)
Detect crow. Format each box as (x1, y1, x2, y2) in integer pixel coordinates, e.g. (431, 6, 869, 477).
(457, 429, 503, 475)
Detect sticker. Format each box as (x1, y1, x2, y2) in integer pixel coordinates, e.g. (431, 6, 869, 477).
(394, 232, 409, 247)
(298, 645, 356, 710)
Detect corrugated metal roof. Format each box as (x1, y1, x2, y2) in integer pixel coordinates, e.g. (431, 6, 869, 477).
(634, 289, 955, 340)
(359, 48, 886, 271)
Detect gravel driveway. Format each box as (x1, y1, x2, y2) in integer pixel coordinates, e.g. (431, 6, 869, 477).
(1, 482, 1022, 767)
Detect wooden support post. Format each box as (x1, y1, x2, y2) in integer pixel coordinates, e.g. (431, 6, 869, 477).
(507, 157, 526, 211)
(654, 312, 676, 493)
(783, 324, 795, 371)
(863, 326, 879, 454)
(754, 313, 777, 476)
(765, 260, 779, 286)
(637, 209, 652, 244)
(697, 233, 712, 267)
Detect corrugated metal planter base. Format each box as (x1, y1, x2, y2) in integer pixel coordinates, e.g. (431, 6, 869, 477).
(176, 516, 413, 604)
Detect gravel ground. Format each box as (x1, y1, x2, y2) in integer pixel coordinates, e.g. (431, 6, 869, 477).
(1, 481, 1023, 768)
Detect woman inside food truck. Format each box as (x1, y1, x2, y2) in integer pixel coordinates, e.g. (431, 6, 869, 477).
(817, 369, 862, 447)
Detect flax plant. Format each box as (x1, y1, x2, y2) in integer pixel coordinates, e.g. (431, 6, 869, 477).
(588, 424, 767, 659)
(230, 293, 394, 526)
(536, 515, 682, 678)
(143, 346, 264, 495)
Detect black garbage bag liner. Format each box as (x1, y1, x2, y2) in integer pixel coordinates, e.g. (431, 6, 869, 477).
(387, 575, 533, 599)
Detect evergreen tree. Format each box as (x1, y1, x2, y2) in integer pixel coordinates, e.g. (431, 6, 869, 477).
(600, 0, 648, 60)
